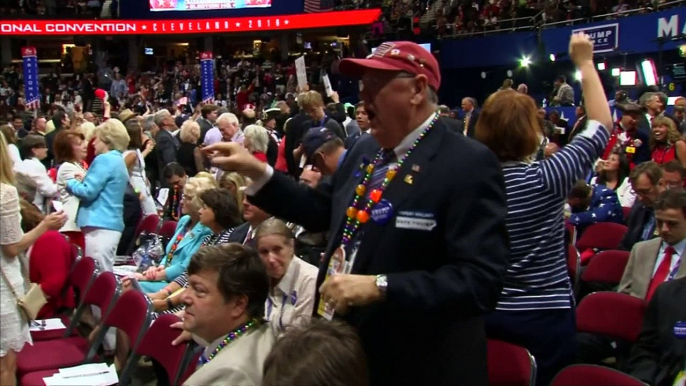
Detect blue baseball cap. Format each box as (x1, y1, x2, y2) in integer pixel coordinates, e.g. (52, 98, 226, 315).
(302, 127, 338, 165)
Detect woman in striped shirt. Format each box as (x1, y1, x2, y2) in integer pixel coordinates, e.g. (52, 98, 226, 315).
(475, 33, 613, 386)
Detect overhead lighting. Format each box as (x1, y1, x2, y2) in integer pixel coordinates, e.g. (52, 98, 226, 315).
(620, 71, 637, 86)
(549, 54, 556, 62)
(575, 70, 582, 81)
(481, 71, 487, 79)
(611, 68, 621, 77)
(520, 56, 531, 67)
(597, 62, 606, 71)
(641, 59, 657, 86)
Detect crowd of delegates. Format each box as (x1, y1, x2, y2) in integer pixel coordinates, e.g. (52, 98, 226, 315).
(0, 33, 685, 386)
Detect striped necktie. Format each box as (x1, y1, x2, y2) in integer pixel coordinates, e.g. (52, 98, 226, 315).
(367, 149, 396, 192)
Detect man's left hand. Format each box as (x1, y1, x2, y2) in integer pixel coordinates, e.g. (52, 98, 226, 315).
(319, 274, 381, 315)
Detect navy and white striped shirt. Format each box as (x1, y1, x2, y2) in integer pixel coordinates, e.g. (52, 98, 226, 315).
(497, 120, 609, 311)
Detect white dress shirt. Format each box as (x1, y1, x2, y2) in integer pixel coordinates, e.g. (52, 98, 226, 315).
(265, 257, 318, 336)
(653, 239, 686, 278)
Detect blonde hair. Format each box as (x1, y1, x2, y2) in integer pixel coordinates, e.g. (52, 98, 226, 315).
(299, 91, 324, 110)
(244, 124, 270, 153)
(0, 131, 15, 185)
(94, 119, 130, 152)
(649, 116, 681, 150)
(220, 172, 246, 215)
(179, 120, 200, 144)
(185, 174, 218, 212)
(80, 121, 96, 141)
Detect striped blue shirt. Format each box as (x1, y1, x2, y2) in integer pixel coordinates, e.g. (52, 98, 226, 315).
(497, 120, 609, 311)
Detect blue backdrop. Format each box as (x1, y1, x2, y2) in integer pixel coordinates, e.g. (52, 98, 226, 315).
(440, 6, 686, 70)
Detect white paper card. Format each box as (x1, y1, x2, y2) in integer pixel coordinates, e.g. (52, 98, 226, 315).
(156, 188, 169, 206)
(113, 266, 137, 278)
(295, 56, 307, 90)
(51, 201, 63, 212)
(322, 74, 333, 97)
(29, 318, 66, 331)
(43, 363, 118, 386)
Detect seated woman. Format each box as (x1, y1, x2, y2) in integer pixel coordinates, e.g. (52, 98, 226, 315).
(146, 187, 242, 315)
(134, 176, 216, 293)
(19, 199, 74, 319)
(255, 218, 319, 336)
(219, 172, 247, 218)
(590, 150, 635, 208)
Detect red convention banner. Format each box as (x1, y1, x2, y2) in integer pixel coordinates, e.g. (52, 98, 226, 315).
(0, 9, 380, 35)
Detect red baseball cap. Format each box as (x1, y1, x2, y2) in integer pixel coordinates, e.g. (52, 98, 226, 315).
(339, 41, 441, 91)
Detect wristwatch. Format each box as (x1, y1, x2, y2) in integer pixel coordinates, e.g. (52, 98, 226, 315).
(375, 274, 388, 301)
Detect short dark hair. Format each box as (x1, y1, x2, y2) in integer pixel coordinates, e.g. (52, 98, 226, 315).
(556, 75, 566, 83)
(630, 161, 663, 186)
(568, 180, 592, 200)
(52, 110, 67, 129)
(198, 188, 242, 230)
(262, 320, 368, 386)
(162, 162, 186, 179)
(201, 104, 219, 119)
(125, 119, 143, 149)
(663, 160, 686, 180)
(654, 189, 686, 218)
(19, 134, 46, 160)
(188, 244, 269, 319)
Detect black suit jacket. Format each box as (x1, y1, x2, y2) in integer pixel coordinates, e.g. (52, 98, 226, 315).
(227, 222, 256, 248)
(464, 110, 479, 138)
(249, 119, 510, 385)
(284, 113, 311, 177)
(627, 278, 686, 386)
(618, 202, 656, 251)
(156, 129, 179, 184)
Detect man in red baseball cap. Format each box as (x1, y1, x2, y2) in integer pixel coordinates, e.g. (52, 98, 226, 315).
(202, 41, 509, 386)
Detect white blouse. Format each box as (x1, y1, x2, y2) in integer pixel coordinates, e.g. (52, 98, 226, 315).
(56, 161, 87, 232)
(265, 257, 318, 337)
(14, 158, 58, 213)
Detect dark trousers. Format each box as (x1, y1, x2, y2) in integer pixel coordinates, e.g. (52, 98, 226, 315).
(576, 332, 632, 370)
(486, 307, 577, 386)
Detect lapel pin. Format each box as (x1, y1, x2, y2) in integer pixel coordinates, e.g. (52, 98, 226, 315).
(411, 164, 421, 172)
(404, 175, 413, 185)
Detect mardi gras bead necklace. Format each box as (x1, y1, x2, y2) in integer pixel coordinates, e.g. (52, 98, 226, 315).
(165, 224, 190, 266)
(198, 318, 261, 366)
(341, 112, 439, 246)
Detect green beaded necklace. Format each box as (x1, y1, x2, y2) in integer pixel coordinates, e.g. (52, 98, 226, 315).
(199, 318, 261, 366)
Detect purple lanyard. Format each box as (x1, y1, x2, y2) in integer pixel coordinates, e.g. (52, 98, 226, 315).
(668, 257, 682, 281)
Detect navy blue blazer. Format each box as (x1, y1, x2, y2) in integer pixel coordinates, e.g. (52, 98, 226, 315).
(249, 117, 510, 385)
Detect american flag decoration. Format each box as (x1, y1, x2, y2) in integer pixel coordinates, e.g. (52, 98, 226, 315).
(304, 0, 333, 13)
(21, 47, 40, 110)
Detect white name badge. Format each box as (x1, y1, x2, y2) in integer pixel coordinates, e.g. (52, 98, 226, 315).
(395, 216, 437, 231)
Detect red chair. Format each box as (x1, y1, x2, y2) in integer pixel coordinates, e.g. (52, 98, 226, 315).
(16, 272, 120, 379)
(487, 339, 537, 386)
(551, 364, 645, 386)
(576, 292, 647, 343)
(178, 350, 203, 385)
(159, 220, 178, 239)
(567, 244, 581, 292)
(575, 223, 628, 253)
(31, 256, 97, 342)
(134, 214, 161, 240)
(580, 250, 630, 285)
(21, 289, 153, 386)
(130, 314, 197, 385)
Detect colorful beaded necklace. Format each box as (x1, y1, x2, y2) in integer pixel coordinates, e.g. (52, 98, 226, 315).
(165, 224, 189, 266)
(341, 113, 439, 246)
(198, 318, 261, 366)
